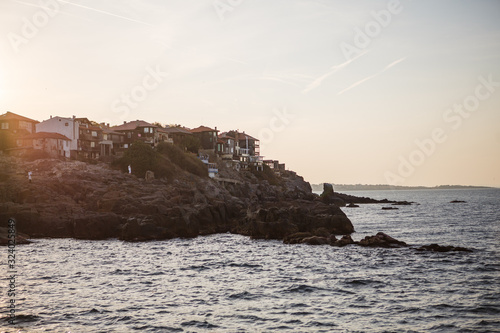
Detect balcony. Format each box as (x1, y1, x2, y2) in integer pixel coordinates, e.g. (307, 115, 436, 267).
(239, 148, 250, 156)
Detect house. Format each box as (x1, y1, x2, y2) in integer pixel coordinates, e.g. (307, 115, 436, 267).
(77, 119, 103, 159)
(217, 132, 236, 159)
(0, 112, 39, 150)
(36, 116, 116, 159)
(36, 115, 81, 157)
(190, 125, 218, 151)
(264, 159, 285, 173)
(157, 127, 174, 144)
(224, 130, 261, 161)
(160, 126, 192, 146)
(16, 132, 71, 158)
(101, 127, 126, 157)
(111, 120, 159, 147)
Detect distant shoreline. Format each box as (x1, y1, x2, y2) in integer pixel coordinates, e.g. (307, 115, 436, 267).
(311, 184, 494, 192)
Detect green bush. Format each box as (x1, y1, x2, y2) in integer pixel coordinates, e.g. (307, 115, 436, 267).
(157, 142, 207, 178)
(118, 141, 158, 178)
(113, 141, 208, 179)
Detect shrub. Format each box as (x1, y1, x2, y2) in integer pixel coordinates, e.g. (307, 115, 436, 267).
(157, 142, 207, 178)
(119, 141, 158, 178)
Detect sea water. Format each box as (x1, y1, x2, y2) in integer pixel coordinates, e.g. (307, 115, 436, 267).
(1, 188, 499, 332)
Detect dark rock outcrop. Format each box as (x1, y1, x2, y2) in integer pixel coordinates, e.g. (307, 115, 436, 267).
(0, 156, 353, 244)
(358, 232, 407, 248)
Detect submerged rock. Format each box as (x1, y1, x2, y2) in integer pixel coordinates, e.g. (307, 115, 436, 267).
(416, 244, 472, 252)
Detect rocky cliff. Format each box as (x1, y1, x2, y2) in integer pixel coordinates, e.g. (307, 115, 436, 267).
(0, 155, 354, 243)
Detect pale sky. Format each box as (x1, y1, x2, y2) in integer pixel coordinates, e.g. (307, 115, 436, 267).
(1, 0, 499, 186)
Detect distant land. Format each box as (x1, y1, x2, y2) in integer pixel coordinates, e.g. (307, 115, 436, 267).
(311, 184, 493, 192)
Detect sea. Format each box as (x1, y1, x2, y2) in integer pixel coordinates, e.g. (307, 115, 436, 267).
(1, 188, 499, 332)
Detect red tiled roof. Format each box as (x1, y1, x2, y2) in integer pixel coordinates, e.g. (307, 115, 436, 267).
(20, 132, 71, 141)
(111, 120, 157, 131)
(0, 111, 38, 123)
(190, 125, 218, 133)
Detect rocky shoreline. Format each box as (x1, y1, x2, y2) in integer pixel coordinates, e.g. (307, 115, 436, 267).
(0, 155, 471, 252)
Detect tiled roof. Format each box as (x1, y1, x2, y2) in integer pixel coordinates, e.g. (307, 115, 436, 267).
(190, 125, 217, 133)
(161, 127, 192, 135)
(20, 132, 71, 141)
(0, 111, 38, 123)
(111, 120, 157, 131)
(102, 128, 124, 135)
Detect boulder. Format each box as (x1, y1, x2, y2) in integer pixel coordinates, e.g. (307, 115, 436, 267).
(331, 235, 355, 247)
(301, 236, 329, 245)
(358, 232, 407, 248)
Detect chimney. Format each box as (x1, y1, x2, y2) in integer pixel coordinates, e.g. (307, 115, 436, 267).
(72, 115, 76, 120)
(123, 121, 126, 124)
(50, 115, 52, 119)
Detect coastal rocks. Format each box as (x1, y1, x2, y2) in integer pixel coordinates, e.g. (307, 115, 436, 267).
(416, 244, 473, 252)
(450, 200, 466, 203)
(358, 232, 407, 248)
(346, 203, 359, 208)
(331, 235, 356, 247)
(382, 207, 399, 210)
(246, 201, 354, 240)
(0, 227, 32, 245)
(72, 213, 122, 240)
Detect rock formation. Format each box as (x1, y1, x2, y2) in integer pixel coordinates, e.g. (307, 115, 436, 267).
(0, 155, 353, 243)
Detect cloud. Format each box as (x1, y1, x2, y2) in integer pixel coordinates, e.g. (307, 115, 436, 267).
(337, 56, 407, 95)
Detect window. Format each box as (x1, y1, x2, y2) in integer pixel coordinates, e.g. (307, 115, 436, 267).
(91, 131, 97, 137)
(144, 127, 149, 133)
(65, 122, 69, 127)
(124, 144, 129, 148)
(127, 132, 131, 138)
(90, 142, 95, 148)
(79, 130, 83, 135)
(1, 122, 8, 129)
(103, 134, 108, 140)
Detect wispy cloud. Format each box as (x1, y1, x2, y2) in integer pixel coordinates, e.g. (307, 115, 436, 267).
(57, 0, 153, 27)
(302, 50, 370, 94)
(337, 57, 407, 95)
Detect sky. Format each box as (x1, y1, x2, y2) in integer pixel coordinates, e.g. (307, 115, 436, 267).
(1, 0, 499, 187)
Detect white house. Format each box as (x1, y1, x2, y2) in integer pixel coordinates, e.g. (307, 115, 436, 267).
(36, 116, 81, 156)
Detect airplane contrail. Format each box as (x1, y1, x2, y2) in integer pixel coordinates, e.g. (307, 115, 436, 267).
(337, 56, 407, 95)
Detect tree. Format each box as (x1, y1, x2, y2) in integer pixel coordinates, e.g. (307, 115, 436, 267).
(180, 135, 201, 154)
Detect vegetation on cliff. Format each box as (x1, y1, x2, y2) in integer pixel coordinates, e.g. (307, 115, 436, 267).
(113, 141, 207, 180)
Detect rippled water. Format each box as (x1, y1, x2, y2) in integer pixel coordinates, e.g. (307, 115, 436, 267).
(1, 188, 499, 332)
